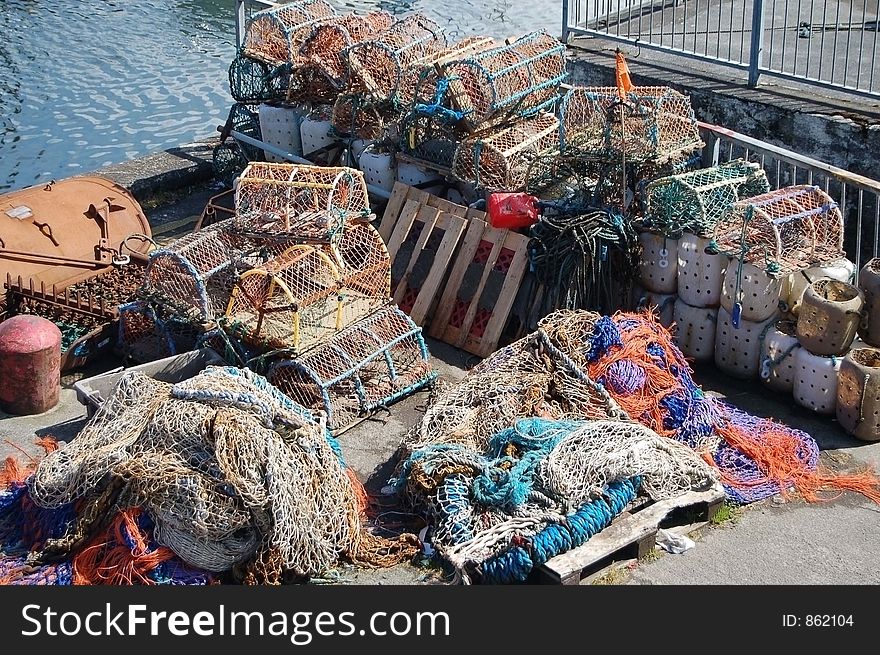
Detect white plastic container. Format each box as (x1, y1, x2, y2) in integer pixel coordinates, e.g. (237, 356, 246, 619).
(350, 138, 374, 163)
(258, 103, 303, 162)
(714, 306, 779, 379)
(358, 149, 395, 192)
(396, 160, 444, 195)
(676, 234, 725, 308)
(300, 116, 335, 158)
(720, 260, 785, 323)
(673, 299, 717, 362)
(786, 258, 856, 315)
(637, 290, 676, 328)
(792, 347, 841, 415)
(759, 319, 800, 394)
(638, 232, 678, 294)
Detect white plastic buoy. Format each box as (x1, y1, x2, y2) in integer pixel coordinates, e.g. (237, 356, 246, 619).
(358, 149, 395, 192)
(638, 231, 678, 294)
(786, 258, 856, 315)
(677, 234, 725, 308)
(792, 347, 841, 415)
(350, 138, 374, 163)
(759, 319, 800, 394)
(300, 116, 335, 159)
(258, 103, 303, 162)
(714, 305, 778, 379)
(720, 260, 785, 323)
(673, 299, 717, 362)
(396, 160, 444, 195)
(637, 291, 676, 328)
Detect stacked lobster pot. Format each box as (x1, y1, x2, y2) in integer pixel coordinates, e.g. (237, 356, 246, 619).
(636, 159, 770, 349)
(711, 184, 862, 419)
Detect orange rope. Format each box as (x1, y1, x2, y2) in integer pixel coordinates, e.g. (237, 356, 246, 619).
(72, 508, 177, 585)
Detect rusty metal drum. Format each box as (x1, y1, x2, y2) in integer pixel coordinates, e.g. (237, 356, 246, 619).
(0, 315, 62, 415)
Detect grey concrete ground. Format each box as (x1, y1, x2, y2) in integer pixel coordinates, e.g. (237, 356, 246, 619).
(2, 146, 879, 586)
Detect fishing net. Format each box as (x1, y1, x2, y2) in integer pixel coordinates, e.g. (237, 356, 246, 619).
(242, 0, 337, 66)
(452, 113, 560, 191)
(234, 162, 371, 240)
(342, 14, 447, 103)
(24, 367, 394, 580)
(268, 305, 435, 433)
(712, 184, 845, 276)
(559, 86, 703, 163)
(228, 51, 290, 104)
(643, 158, 771, 237)
(443, 31, 566, 130)
(288, 11, 395, 104)
(527, 208, 640, 326)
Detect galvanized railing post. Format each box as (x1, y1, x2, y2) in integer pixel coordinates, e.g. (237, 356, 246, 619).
(235, 0, 247, 49)
(561, 0, 570, 44)
(747, 0, 765, 86)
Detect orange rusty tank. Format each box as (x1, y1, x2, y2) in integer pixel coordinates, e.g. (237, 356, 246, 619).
(0, 176, 152, 290)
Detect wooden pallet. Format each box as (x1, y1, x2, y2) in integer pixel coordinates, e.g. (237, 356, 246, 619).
(536, 483, 726, 585)
(378, 181, 486, 243)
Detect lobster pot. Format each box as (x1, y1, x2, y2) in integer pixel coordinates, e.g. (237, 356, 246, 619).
(333, 222, 392, 311)
(859, 258, 880, 346)
(295, 12, 394, 90)
(786, 258, 856, 315)
(267, 305, 435, 432)
(673, 299, 717, 362)
(330, 94, 393, 141)
(141, 228, 241, 323)
(117, 301, 204, 364)
(300, 114, 337, 158)
(792, 347, 841, 415)
(258, 103, 303, 162)
(234, 162, 369, 240)
(343, 14, 447, 103)
(836, 347, 880, 441)
(644, 159, 769, 237)
(358, 149, 395, 192)
(677, 233, 725, 307)
(398, 109, 461, 167)
(713, 185, 845, 276)
(241, 0, 337, 66)
(638, 231, 678, 294)
(228, 52, 290, 104)
(796, 279, 864, 356)
(759, 319, 800, 394)
(721, 260, 785, 322)
(452, 113, 559, 191)
(559, 85, 703, 163)
(714, 306, 778, 379)
(636, 290, 676, 328)
(443, 31, 566, 130)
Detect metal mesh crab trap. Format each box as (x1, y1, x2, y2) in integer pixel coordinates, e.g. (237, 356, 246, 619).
(713, 184, 845, 276)
(643, 159, 771, 237)
(223, 226, 390, 355)
(267, 304, 435, 433)
(242, 0, 337, 66)
(234, 162, 370, 240)
(342, 14, 447, 103)
(228, 51, 290, 104)
(559, 85, 704, 163)
(289, 11, 395, 101)
(452, 113, 560, 190)
(443, 31, 566, 130)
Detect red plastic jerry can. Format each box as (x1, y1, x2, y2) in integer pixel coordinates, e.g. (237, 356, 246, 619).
(487, 192, 540, 229)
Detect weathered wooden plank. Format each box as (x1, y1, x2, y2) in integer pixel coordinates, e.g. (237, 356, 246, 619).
(392, 205, 441, 305)
(454, 229, 506, 349)
(539, 484, 726, 585)
(378, 181, 411, 241)
(385, 199, 422, 261)
(474, 232, 530, 357)
(409, 213, 468, 325)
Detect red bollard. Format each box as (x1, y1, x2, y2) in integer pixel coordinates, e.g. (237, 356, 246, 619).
(0, 315, 62, 415)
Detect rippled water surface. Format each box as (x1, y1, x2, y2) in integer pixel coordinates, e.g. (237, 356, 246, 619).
(0, 0, 559, 192)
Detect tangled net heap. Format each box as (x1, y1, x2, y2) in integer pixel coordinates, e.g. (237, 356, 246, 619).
(11, 367, 418, 584)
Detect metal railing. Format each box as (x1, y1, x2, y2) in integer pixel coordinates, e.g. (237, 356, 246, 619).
(563, 0, 880, 98)
(699, 120, 880, 269)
